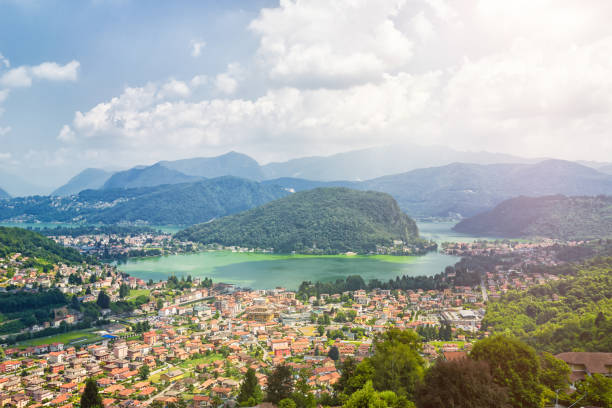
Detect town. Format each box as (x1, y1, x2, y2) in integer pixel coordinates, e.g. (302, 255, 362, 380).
(1, 235, 602, 408)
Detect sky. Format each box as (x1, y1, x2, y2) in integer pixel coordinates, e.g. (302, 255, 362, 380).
(1, 0, 612, 187)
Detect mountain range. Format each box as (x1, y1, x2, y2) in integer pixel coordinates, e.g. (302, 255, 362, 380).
(2, 159, 612, 224)
(51, 168, 114, 196)
(176, 188, 420, 254)
(453, 195, 612, 240)
(0, 188, 10, 200)
(0, 177, 289, 225)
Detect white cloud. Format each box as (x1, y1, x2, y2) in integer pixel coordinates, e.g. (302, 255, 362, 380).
(0, 67, 32, 87)
(249, 0, 416, 87)
(57, 124, 75, 142)
(190, 74, 208, 88)
(159, 79, 190, 98)
(0, 53, 9, 68)
(214, 63, 243, 95)
(190, 40, 206, 57)
(31, 60, 80, 81)
(56, 0, 612, 165)
(0, 152, 11, 160)
(0, 59, 79, 88)
(0, 126, 11, 136)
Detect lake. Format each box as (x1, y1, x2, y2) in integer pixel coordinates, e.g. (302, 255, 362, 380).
(119, 222, 487, 290)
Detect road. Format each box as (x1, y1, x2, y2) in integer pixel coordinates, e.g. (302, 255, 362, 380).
(480, 275, 488, 302)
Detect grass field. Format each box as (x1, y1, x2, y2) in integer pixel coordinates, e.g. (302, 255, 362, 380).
(429, 340, 467, 350)
(177, 353, 223, 369)
(19, 329, 103, 346)
(128, 289, 151, 300)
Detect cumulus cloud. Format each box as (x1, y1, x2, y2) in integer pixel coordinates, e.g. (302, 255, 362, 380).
(0, 53, 9, 68)
(31, 60, 80, 81)
(0, 67, 32, 87)
(190, 40, 206, 57)
(214, 63, 243, 95)
(0, 60, 79, 88)
(190, 74, 208, 88)
(249, 0, 416, 88)
(56, 0, 612, 163)
(159, 79, 191, 98)
(57, 124, 75, 142)
(0, 126, 11, 136)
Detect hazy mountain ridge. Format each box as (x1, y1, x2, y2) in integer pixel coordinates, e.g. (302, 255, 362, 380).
(160, 151, 265, 180)
(102, 163, 203, 190)
(359, 160, 612, 218)
(52, 168, 113, 196)
(0, 188, 10, 200)
(50, 147, 612, 197)
(453, 195, 612, 240)
(176, 187, 421, 254)
(0, 177, 289, 225)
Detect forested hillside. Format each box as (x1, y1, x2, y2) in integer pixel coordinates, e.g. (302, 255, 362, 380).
(454, 195, 612, 239)
(482, 257, 612, 353)
(0, 227, 86, 264)
(176, 188, 421, 254)
(0, 177, 289, 225)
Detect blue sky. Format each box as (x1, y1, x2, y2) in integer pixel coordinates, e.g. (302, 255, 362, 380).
(1, 0, 612, 190)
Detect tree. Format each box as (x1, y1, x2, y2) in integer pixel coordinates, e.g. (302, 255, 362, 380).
(334, 357, 375, 398)
(344, 381, 414, 408)
(328, 346, 340, 361)
(369, 329, 424, 399)
(415, 358, 509, 408)
(139, 365, 150, 380)
(119, 283, 130, 298)
(96, 291, 111, 309)
(470, 336, 542, 408)
(238, 368, 262, 406)
(70, 294, 81, 311)
(278, 399, 296, 408)
(266, 365, 294, 404)
(539, 352, 570, 394)
(574, 374, 612, 408)
(81, 378, 102, 408)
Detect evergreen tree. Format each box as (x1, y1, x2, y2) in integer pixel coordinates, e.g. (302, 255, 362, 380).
(119, 283, 130, 298)
(266, 365, 294, 404)
(238, 368, 263, 406)
(96, 291, 111, 309)
(327, 346, 340, 361)
(81, 378, 102, 408)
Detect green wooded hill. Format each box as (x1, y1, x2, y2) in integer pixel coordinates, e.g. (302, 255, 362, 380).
(0, 177, 289, 226)
(176, 188, 420, 254)
(482, 257, 612, 353)
(453, 195, 612, 240)
(0, 227, 85, 264)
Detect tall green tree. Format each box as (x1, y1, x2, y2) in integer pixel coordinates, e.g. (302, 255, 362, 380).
(369, 329, 424, 399)
(96, 290, 111, 309)
(415, 358, 509, 408)
(119, 283, 130, 298)
(81, 378, 102, 408)
(266, 365, 294, 404)
(139, 365, 150, 380)
(238, 368, 263, 406)
(470, 336, 543, 408)
(328, 346, 340, 361)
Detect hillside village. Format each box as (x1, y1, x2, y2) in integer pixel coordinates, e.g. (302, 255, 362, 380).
(0, 232, 609, 408)
(0, 250, 574, 408)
